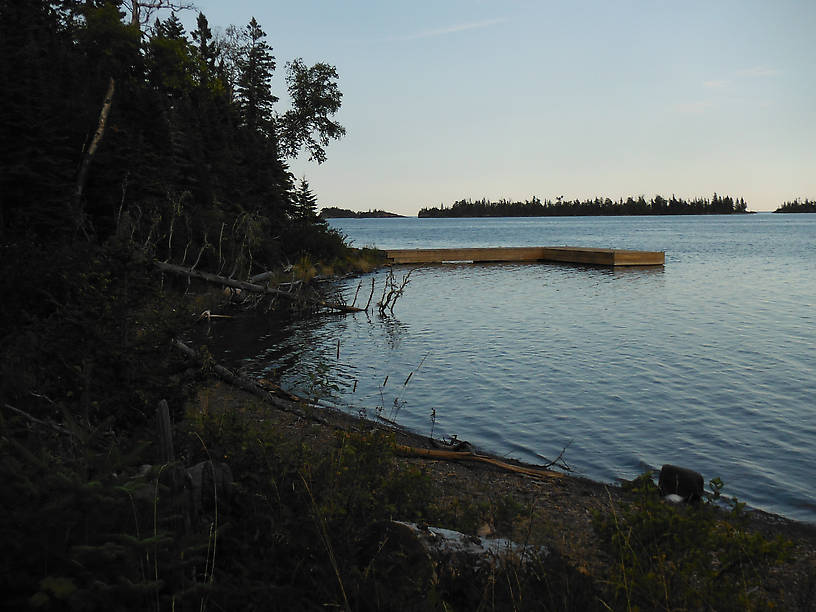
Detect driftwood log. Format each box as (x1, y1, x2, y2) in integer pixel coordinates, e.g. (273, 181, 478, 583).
(154, 261, 363, 314)
(395, 445, 565, 480)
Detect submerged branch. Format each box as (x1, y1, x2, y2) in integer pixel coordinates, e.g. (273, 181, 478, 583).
(377, 267, 416, 315)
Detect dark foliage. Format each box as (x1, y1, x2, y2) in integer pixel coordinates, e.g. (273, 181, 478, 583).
(419, 194, 750, 217)
(320, 207, 404, 218)
(0, 3, 349, 609)
(593, 473, 792, 611)
(0, 0, 345, 250)
(775, 198, 816, 213)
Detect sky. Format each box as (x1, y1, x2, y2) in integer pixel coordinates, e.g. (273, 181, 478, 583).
(181, 0, 816, 215)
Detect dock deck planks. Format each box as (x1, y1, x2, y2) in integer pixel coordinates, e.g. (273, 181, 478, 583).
(384, 246, 664, 266)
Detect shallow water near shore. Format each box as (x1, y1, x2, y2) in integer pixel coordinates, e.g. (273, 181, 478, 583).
(214, 214, 816, 523)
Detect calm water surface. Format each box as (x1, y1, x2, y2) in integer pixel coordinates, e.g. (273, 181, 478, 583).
(217, 215, 816, 522)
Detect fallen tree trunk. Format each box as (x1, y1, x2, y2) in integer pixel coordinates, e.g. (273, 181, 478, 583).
(171, 338, 326, 423)
(154, 261, 363, 314)
(395, 444, 565, 480)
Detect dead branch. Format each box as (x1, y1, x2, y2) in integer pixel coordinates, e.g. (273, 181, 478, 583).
(4, 403, 73, 436)
(248, 270, 276, 284)
(196, 310, 233, 322)
(127, 0, 194, 27)
(116, 172, 129, 233)
(536, 440, 573, 472)
(170, 339, 325, 423)
(364, 277, 376, 311)
(154, 261, 363, 314)
(165, 213, 175, 262)
(216, 222, 226, 275)
(377, 267, 415, 314)
(350, 280, 362, 308)
(189, 232, 209, 272)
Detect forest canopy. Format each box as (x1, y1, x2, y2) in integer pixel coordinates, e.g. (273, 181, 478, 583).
(0, 0, 346, 262)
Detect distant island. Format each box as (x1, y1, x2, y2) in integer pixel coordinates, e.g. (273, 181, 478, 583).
(320, 207, 405, 219)
(774, 199, 816, 213)
(418, 194, 749, 217)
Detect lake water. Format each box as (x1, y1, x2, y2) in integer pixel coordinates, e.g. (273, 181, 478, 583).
(218, 215, 816, 523)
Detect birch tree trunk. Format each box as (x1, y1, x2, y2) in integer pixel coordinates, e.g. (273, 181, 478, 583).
(71, 76, 115, 237)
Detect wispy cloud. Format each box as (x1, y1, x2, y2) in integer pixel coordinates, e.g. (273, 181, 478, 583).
(672, 100, 714, 115)
(735, 66, 780, 78)
(702, 66, 778, 90)
(398, 18, 508, 41)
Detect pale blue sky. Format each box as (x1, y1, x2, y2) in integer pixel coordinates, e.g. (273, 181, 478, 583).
(183, 1, 815, 214)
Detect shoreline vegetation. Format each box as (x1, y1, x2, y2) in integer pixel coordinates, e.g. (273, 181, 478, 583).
(184, 372, 816, 610)
(419, 194, 750, 217)
(2, 2, 815, 610)
(321, 206, 405, 219)
(775, 199, 816, 213)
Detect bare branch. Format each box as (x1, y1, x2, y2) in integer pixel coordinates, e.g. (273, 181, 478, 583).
(155, 261, 364, 314)
(536, 440, 573, 472)
(377, 267, 416, 315)
(4, 403, 73, 436)
(364, 277, 376, 311)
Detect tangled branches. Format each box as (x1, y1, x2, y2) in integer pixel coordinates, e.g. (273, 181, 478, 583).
(376, 267, 415, 315)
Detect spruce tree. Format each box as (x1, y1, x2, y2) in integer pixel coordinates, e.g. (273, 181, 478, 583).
(293, 176, 320, 223)
(191, 11, 215, 76)
(236, 17, 277, 134)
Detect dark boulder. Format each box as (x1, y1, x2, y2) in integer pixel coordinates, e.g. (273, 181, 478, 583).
(658, 464, 704, 502)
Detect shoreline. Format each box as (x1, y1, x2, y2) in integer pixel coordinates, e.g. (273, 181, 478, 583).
(191, 376, 816, 608)
(318, 391, 815, 532)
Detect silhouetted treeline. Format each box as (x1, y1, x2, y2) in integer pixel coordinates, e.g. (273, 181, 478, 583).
(418, 194, 749, 217)
(321, 207, 404, 218)
(775, 199, 816, 213)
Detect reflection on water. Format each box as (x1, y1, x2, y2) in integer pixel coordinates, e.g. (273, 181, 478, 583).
(377, 314, 409, 350)
(212, 215, 816, 523)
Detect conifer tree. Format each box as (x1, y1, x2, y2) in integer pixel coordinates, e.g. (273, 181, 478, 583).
(191, 11, 215, 77)
(236, 17, 277, 134)
(293, 176, 320, 223)
(154, 12, 184, 39)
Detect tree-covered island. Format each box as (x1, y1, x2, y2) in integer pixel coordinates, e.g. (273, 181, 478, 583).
(419, 194, 749, 217)
(775, 199, 816, 213)
(320, 207, 405, 218)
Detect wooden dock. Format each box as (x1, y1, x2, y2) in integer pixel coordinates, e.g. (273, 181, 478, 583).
(384, 247, 664, 267)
